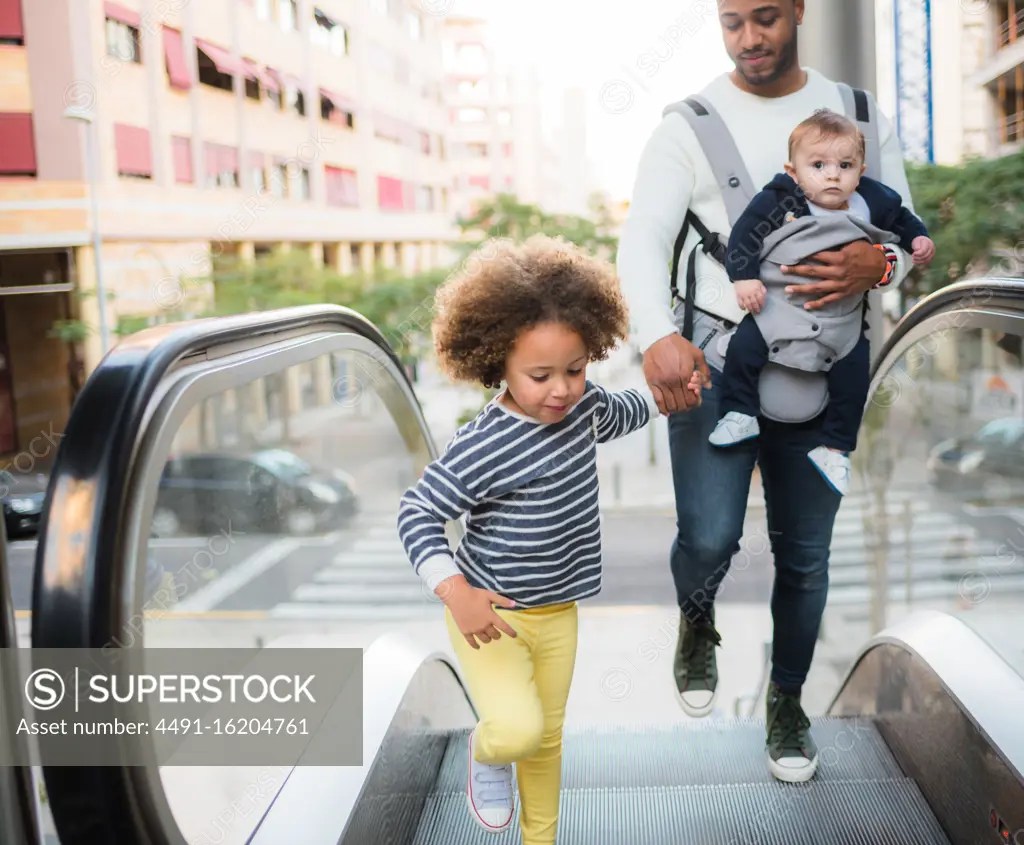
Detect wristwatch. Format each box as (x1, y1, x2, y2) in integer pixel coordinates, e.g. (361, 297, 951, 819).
(872, 244, 899, 289)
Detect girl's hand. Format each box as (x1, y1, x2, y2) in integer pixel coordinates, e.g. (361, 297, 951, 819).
(436, 576, 517, 649)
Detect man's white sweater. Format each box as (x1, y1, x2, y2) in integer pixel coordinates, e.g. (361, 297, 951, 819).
(617, 68, 915, 354)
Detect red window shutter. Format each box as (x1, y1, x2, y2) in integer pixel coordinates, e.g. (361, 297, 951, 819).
(0, 113, 35, 174)
(163, 27, 191, 90)
(377, 175, 404, 211)
(171, 136, 192, 183)
(0, 0, 24, 40)
(114, 123, 152, 176)
(104, 2, 141, 27)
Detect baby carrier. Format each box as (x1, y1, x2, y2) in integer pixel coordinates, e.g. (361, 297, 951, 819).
(663, 84, 883, 424)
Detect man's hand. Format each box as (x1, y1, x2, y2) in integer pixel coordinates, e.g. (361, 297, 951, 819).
(642, 334, 712, 415)
(780, 240, 888, 311)
(436, 575, 517, 650)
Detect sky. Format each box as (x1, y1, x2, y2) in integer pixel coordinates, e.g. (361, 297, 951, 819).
(442, 0, 735, 200)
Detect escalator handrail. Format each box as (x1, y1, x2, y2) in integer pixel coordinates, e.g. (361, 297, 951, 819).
(30, 305, 432, 843)
(827, 609, 1024, 782)
(871, 276, 1024, 378)
(0, 517, 42, 844)
(248, 632, 476, 844)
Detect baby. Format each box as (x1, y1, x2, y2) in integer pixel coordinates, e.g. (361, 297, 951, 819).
(708, 108, 934, 495)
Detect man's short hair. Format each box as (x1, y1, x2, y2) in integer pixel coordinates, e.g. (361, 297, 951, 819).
(788, 108, 865, 162)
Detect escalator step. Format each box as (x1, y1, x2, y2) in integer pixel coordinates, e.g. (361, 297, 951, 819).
(413, 780, 950, 844)
(434, 718, 904, 793)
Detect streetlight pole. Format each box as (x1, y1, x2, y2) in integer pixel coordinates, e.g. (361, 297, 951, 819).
(63, 106, 111, 357)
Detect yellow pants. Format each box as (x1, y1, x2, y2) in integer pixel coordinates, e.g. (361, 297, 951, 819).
(445, 601, 579, 845)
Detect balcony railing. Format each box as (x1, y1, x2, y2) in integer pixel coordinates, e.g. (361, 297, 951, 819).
(996, 7, 1024, 49)
(999, 110, 1024, 143)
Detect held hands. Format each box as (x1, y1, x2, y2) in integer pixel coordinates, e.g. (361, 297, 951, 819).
(780, 240, 888, 310)
(911, 235, 935, 266)
(735, 279, 766, 313)
(436, 574, 517, 649)
(643, 334, 712, 416)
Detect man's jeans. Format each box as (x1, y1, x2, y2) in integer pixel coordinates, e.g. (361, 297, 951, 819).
(667, 367, 841, 691)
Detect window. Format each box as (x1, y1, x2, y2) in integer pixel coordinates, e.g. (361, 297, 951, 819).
(171, 136, 192, 183)
(458, 108, 486, 123)
(497, 109, 512, 125)
(406, 11, 422, 40)
(416, 185, 434, 211)
(106, 19, 141, 63)
(0, 113, 36, 177)
(115, 124, 152, 179)
(270, 163, 289, 198)
(325, 166, 359, 207)
(467, 142, 487, 158)
(455, 43, 487, 73)
(312, 11, 349, 56)
(419, 131, 431, 155)
(278, 0, 297, 31)
(378, 175, 405, 211)
(458, 79, 489, 98)
(255, 0, 272, 20)
(285, 83, 305, 116)
(321, 94, 355, 128)
(299, 167, 310, 200)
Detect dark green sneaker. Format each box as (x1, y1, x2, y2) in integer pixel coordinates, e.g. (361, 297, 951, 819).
(673, 612, 721, 716)
(766, 682, 819, 782)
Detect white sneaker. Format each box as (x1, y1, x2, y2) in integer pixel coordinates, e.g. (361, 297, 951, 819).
(466, 728, 514, 833)
(808, 446, 851, 496)
(709, 412, 760, 447)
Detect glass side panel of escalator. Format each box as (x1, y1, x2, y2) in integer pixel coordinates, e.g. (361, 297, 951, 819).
(134, 345, 442, 845)
(816, 320, 1024, 681)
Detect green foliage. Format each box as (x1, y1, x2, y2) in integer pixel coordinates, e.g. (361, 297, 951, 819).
(456, 191, 619, 261)
(905, 149, 1024, 297)
(58, 192, 620, 358)
(47, 319, 90, 343)
(199, 250, 445, 360)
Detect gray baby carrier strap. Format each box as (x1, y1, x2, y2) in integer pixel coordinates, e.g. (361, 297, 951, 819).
(663, 82, 882, 424)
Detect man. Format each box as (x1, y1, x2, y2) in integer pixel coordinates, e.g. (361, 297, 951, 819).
(616, 0, 914, 783)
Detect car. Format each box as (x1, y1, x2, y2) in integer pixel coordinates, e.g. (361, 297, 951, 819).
(0, 470, 47, 538)
(151, 448, 359, 538)
(926, 417, 1024, 496)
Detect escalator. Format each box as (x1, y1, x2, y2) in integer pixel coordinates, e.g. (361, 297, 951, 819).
(18, 288, 1024, 843)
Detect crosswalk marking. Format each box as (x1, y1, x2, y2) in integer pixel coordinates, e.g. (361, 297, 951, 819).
(262, 488, 1024, 620)
(822, 486, 1024, 607)
(266, 509, 435, 620)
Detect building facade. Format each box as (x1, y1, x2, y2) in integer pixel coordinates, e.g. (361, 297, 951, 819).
(440, 13, 546, 220)
(0, 0, 458, 462)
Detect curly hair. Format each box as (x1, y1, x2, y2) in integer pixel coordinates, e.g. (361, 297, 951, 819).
(431, 234, 630, 388)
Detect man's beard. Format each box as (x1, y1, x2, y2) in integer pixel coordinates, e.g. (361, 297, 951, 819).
(737, 32, 797, 86)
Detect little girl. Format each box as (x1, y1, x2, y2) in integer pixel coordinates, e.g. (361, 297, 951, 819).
(397, 234, 703, 844)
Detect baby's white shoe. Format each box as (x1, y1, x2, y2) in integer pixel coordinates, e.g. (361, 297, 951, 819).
(709, 412, 760, 446)
(808, 445, 851, 496)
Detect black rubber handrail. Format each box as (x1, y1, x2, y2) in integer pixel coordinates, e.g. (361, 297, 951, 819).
(0, 516, 41, 845)
(30, 305, 414, 844)
(871, 276, 1024, 377)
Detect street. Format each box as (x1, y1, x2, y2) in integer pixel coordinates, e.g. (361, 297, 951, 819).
(10, 481, 1024, 618)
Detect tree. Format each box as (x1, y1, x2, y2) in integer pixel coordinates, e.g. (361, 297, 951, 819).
(904, 149, 1024, 298)
(456, 192, 619, 261)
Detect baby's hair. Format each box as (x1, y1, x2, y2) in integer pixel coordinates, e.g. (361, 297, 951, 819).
(789, 108, 865, 163)
(431, 234, 629, 388)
